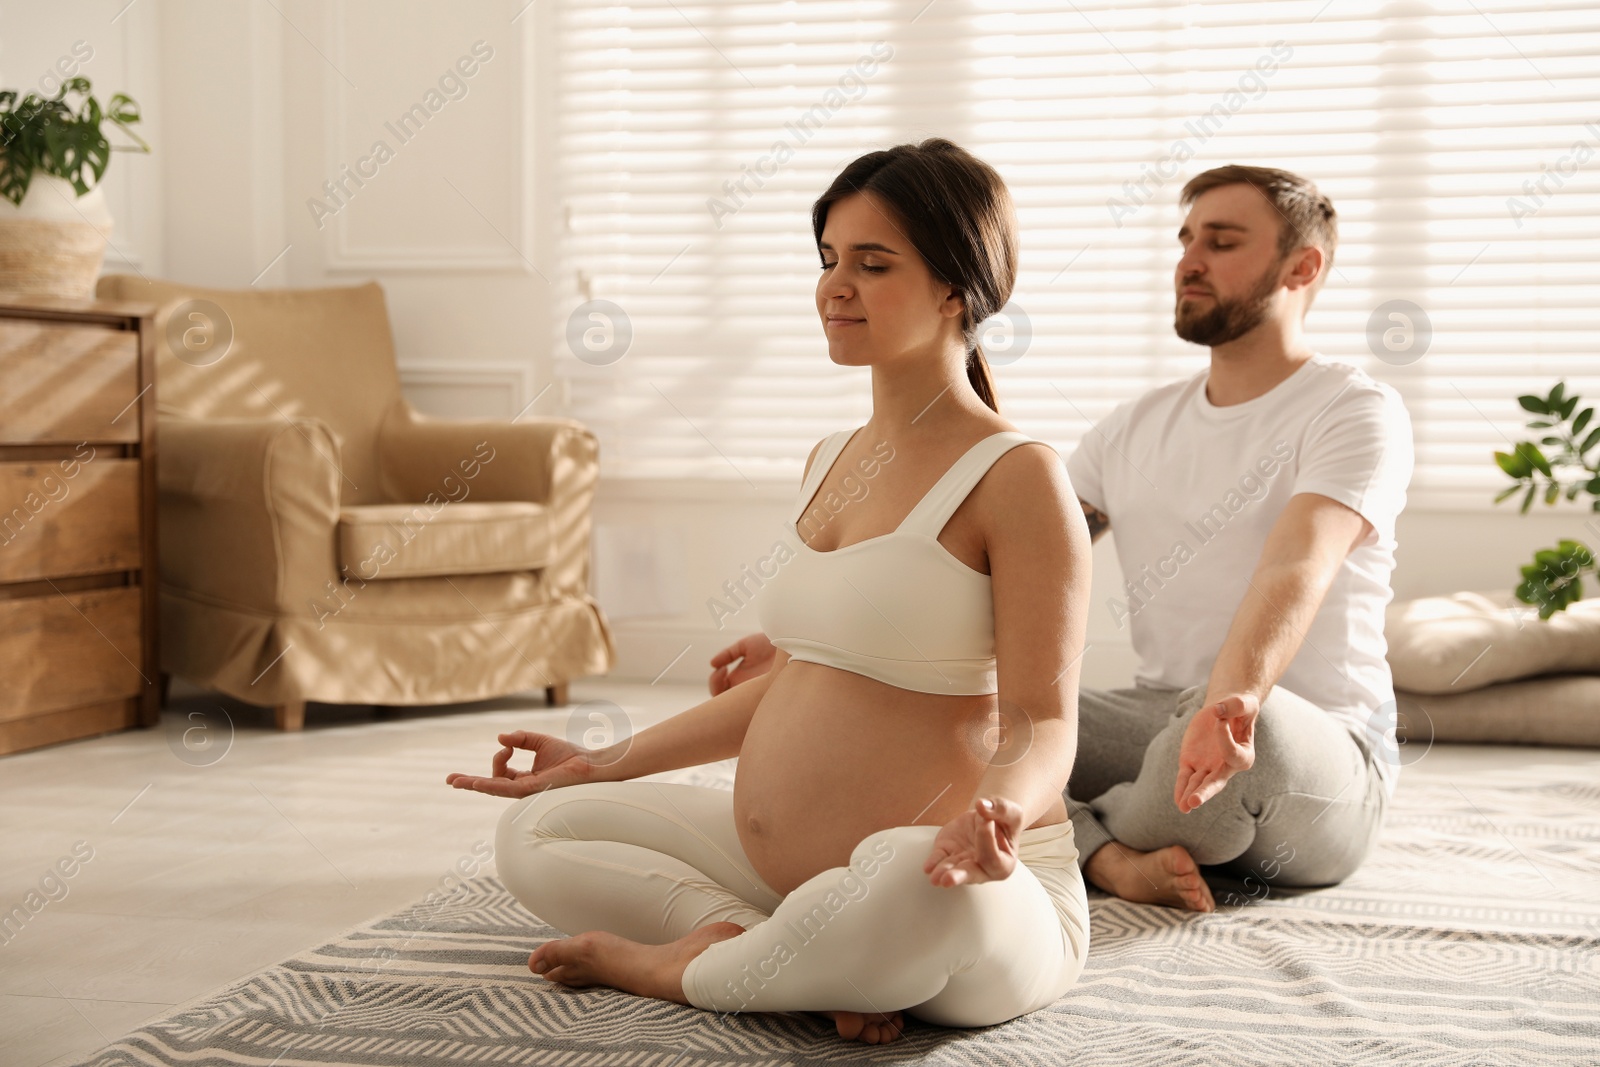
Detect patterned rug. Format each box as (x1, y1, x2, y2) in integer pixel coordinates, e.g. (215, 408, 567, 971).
(71, 759, 1600, 1066)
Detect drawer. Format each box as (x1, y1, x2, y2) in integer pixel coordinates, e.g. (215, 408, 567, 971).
(0, 585, 144, 720)
(0, 320, 141, 444)
(0, 457, 141, 582)
(0, 698, 138, 756)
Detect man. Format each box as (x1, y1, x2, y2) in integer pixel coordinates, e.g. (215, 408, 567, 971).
(710, 164, 1412, 912)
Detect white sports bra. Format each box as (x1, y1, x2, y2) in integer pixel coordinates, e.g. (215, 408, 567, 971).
(754, 425, 1049, 696)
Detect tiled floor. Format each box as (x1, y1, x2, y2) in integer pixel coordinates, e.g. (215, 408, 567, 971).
(0, 678, 691, 1067)
(3, 680, 1594, 1067)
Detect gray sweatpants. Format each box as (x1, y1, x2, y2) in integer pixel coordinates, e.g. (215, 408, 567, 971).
(1065, 682, 1389, 889)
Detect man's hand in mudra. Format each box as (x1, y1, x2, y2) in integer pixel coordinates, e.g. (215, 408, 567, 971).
(1174, 693, 1259, 814)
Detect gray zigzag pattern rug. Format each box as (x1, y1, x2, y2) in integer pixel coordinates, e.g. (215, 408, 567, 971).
(71, 761, 1600, 1066)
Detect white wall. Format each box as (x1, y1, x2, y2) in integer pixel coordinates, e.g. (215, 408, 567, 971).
(5, 0, 551, 417)
(6, 1, 1587, 692)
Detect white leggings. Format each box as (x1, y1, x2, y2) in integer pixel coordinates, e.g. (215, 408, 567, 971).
(494, 780, 1091, 1028)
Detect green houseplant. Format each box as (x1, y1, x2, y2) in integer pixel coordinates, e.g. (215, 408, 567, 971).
(1494, 380, 1600, 618)
(0, 76, 147, 298)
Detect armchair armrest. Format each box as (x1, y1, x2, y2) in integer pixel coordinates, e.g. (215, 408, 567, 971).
(376, 403, 602, 597)
(376, 404, 598, 504)
(158, 416, 342, 614)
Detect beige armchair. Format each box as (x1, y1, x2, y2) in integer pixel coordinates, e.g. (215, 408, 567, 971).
(94, 275, 614, 729)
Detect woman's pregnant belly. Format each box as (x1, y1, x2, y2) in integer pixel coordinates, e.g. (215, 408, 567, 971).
(734, 660, 1065, 897)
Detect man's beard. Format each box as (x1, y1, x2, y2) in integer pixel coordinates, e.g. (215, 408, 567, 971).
(1173, 258, 1283, 347)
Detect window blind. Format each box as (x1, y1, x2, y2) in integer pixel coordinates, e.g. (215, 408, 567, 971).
(553, 0, 1600, 506)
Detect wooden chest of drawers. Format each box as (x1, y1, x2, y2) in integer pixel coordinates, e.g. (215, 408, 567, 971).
(0, 293, 160, 755)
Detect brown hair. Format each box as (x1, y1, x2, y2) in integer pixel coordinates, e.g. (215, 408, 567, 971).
(1180, 164, 1338, 293)
(812, 138, 1017, 413)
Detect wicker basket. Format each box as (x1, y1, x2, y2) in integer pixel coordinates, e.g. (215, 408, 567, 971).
(0, 176, 114, 300)
(0, 217, 111, 300)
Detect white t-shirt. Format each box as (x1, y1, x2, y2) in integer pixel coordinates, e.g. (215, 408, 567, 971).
(1067, 354, 1414, 794)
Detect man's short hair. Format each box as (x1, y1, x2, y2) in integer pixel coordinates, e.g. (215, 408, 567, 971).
(1180, 165, 1338, 287)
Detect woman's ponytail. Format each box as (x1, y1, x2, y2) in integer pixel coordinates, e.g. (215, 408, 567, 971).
(966, 342, 999, 414)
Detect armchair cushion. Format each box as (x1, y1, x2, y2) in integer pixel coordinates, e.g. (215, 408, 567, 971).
(338, 501, 552, 579)
(377, 405, 601, 598)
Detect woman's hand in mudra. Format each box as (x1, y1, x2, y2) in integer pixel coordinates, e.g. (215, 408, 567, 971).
(708, 631, 777, 696)
(445, 732, 610, 799)
(922, 795, 1024, 887)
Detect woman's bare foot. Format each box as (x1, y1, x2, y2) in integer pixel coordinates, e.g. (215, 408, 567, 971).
(534, 921, 908, 1049)
(531, 924, 906, 1045)
(528, 920, 745, 1003)
(813, 1008, 906, 1044)
(1085, 841, 1215, 912)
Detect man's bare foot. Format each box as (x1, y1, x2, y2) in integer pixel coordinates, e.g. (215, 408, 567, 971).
(528, 920, 745, 1003)
(810, 1008, 907, 1044)
(1085, 841, 1215, 912)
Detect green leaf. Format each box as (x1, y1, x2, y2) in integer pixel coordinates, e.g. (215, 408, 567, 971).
(0, 74, 140, 206)
(1495, 450, 1531, 478)
(108, 93, 140, 125)
(1545, 481, 1561, 505)
(1521, 481, 1537, 513)
(1495, 484, 1523, 504)
(1551, 381, 1567, 407)
(1529, 420, 1554, 429)
(1514, 540, 1593, 618)
(1517, 441, 1553, 477)
(1559, 396, 1580, 421)
(1581, 427, 1600, 456)
(1519, 394, 1550, 415)
(1557, 540, 1596, 567)
(1574, 408, 1594, 437)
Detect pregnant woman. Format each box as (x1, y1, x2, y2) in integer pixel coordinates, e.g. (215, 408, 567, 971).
(447, 137, 1094, 1045)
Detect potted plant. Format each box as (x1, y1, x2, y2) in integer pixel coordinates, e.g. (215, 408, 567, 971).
(0, 76, 147, 299)
(1494, 380, 1600, 617)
